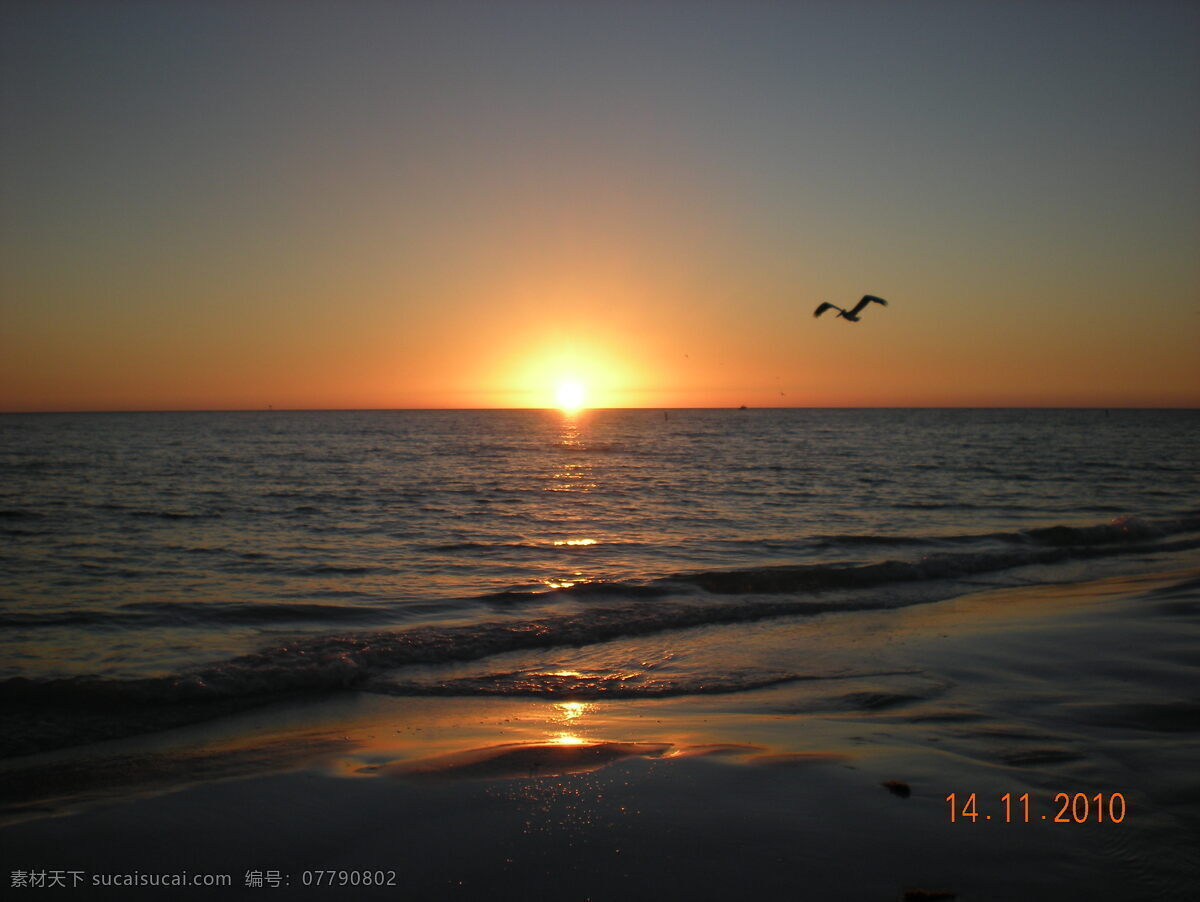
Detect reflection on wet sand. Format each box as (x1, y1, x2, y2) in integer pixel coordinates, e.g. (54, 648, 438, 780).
(0, 729, 354, 826)
(360, 736, 852, 782)
(352, 695, 854, 782)
(370, 739, 674, 781)
(0, 688, 853, 824)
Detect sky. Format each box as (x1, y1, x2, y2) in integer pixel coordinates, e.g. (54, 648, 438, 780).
(2, 0, 1198, 411)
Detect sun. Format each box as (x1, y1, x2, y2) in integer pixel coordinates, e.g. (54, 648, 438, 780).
(554, 379, 587, 413)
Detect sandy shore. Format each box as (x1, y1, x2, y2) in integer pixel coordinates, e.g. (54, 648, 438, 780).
(3, 567, 1198, 900)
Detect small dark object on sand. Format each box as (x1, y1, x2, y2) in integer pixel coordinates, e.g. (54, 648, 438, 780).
(903, 891, 957, 901)
(883, 779, 911, 798)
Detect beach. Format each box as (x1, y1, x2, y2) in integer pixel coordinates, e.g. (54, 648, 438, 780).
(4, 562, 1199, 899)
(2, 409, 1198, 899)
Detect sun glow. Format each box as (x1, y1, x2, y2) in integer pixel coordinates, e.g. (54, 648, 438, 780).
(499, 337, 647, 410)
(554, 380, 587, 413)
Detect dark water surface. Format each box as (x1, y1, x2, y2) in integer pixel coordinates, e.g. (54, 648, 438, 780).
(1, 409, 1197, 747)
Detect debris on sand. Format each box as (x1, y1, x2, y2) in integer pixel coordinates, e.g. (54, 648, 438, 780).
(883, 779, 911, 798)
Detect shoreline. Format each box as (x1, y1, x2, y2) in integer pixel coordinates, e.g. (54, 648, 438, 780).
(4, 565, 1198, 899)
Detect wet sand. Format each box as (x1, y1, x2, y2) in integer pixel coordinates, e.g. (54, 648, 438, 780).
(3, 567, 1198, 900)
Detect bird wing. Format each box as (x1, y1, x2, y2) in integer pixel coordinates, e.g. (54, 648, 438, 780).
(814, 302, 838, 318)
(849, 296, 888, 316)
(850, 294, 888, 315)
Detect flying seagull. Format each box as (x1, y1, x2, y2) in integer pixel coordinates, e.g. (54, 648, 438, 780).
(814, 294, 888, 322)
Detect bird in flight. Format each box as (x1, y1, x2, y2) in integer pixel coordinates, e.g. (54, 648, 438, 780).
(814, 294, 888, 322)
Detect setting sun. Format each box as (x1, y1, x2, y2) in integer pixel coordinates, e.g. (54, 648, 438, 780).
(554, 380, 587, 413)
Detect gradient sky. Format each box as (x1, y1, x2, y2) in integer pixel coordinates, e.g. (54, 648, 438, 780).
(2, 0, 1197, 410)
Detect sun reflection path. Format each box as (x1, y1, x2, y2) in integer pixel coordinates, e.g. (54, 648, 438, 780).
(540, 413, 606, 591)
(548, 418, 598, 492)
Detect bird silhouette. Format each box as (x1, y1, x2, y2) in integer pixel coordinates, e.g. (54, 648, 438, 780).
(814, 295, 888, 322)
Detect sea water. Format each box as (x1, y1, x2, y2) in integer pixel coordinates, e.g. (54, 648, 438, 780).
(1, 408, 1197, 754)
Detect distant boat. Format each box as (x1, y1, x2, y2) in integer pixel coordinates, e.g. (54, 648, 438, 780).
(814, 294, 888, 322)
(738, 405, 748, 410)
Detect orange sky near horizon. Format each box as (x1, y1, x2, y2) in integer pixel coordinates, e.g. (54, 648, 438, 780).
(2, 2, 1198, 412)
(5, 278, 1195, 411)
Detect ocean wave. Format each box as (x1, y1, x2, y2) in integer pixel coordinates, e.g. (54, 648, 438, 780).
(0, 610, 147, 628)
(3, 513, 1197, 755)
(551, 441, 626, 453)
(893, 501, 979, 510)
(285, 564, 385, 576)
(7, 515, 1197, 635)
(568, 514, 1197, 599)
(481, 581, 671, 604)
(0, 601, 395, 629)
(812, 534, 929, 547)
(127, 509, 221, 520)
(366, 667, 807, 699)
(119, 600, 395, 624)
(1018, 515, 1193, 546)
(0, 527, 42, 537)
(420, 541, 539, 553)
(0, 595, 887, 710)
(20, 524, 1176, 700)
(674, 550, 1045, 596)
(817, 513, 1200, 552)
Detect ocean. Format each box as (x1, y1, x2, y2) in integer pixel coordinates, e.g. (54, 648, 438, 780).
(2, 408, 1197, 757)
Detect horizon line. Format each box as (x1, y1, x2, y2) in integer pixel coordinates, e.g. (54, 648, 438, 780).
(3, 404, 1198, 415)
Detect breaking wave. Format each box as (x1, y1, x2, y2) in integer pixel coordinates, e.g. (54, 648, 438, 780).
(3, 512, 1197, 756)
